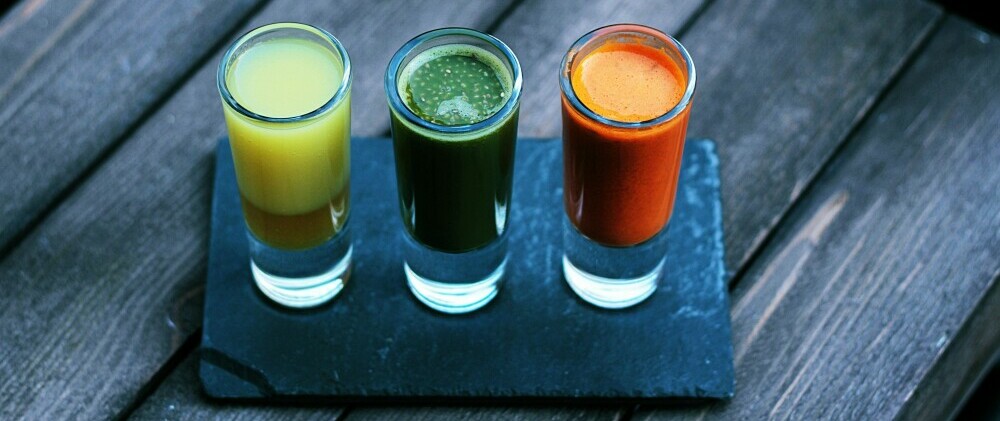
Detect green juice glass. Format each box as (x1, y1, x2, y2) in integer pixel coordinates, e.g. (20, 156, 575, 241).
(218, 23, 353, 309)
(385, 28, 522, 314)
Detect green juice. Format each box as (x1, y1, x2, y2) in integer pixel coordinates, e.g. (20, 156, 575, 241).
(390, 44, 518, 253)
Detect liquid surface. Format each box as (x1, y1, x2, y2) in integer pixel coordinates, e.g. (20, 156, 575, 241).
(399, 45, 510, 126)
(227, 37, 343, 118)
(571, 42, 684, 123)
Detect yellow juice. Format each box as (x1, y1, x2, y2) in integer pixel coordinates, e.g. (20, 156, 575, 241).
(221, 36, 350, 250)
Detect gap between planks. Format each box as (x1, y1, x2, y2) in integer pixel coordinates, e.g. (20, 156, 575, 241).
(721, 12, 947, 294)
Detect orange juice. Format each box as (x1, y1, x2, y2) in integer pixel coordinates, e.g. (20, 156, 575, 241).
(562, 26, 693, 247)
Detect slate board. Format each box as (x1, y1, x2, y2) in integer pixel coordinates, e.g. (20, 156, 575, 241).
(200, 137, 734, 403)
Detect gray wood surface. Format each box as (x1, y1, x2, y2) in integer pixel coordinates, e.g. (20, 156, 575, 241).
(0, 1, 513, 419)
(637, 17, 1000, 420)
(682, 0, 942, 273)
(0, 0, 994, 419)
(898, 284, 999, 421)
(0, 0, 266, 252)
(0, 0, 101, 86)
(0, 0, 82, 85)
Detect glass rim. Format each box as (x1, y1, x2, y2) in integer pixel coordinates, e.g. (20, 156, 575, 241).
(559, 23, 696, 129)
(217, 22, 353, 124)
(384, 27, 523, 134)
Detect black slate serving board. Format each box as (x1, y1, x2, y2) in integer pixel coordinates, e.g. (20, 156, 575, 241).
(201, 137, 734, 403)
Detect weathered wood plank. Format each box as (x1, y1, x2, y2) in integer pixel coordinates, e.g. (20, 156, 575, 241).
(0, 0, 85, 86)
(0, 1, 513, 420)
(681, 0, 942, 273)
(899, 284, 999, 421)
(638, 16, 1000, 420)
(0, 0, 266, 251)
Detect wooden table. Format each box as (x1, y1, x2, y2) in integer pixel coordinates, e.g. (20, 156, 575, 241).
(1, 0, 997, 419)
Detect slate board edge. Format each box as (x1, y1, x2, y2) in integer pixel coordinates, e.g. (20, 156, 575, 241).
(200, 137, 734, 403)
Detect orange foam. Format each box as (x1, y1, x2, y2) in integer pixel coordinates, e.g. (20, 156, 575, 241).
(571, 42, 685, 123)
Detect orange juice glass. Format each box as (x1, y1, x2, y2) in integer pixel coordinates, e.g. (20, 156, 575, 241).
(560, 24, 696, 309)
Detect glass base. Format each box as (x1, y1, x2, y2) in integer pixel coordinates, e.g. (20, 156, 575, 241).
(562, 254, 661, 309)
(406, 259, 504, 314)
(562, 217, 668, 309)
(248, 224, 352, 309)
(403, 233, 506, 314)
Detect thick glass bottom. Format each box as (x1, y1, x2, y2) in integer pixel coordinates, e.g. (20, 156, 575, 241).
(562, 217, 667, 309)
(248, 224, 352, 309)
(562, 254, 661, 309)
(403, 232, 506, 314)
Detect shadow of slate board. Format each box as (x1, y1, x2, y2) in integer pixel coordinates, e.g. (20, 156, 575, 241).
(201, 137, 733, 403)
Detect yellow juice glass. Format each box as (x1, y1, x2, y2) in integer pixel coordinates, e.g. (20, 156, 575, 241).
(218, 22, 352, 308)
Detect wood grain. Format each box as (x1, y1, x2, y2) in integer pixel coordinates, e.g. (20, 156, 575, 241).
(898, 283, 999, 421)
(680, 0, 941, 273)
(637, 16, 1000, 420)
(0, 1, 513, 419)
(0, 0, 91, 87)
(0, 0, 266, 251)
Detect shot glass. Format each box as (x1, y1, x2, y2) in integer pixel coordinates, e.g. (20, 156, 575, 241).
(385, 28, 522, 314)
(218, 22, 353, 308)
(560, 24, 696, 309)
